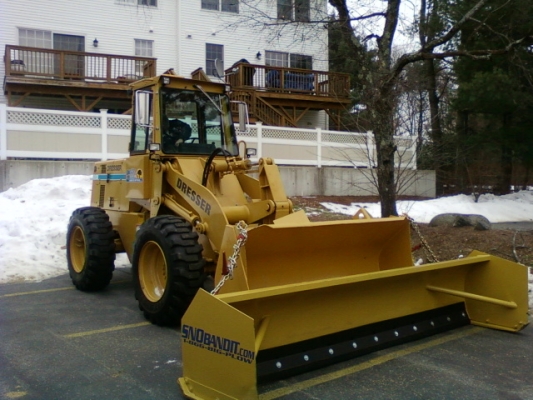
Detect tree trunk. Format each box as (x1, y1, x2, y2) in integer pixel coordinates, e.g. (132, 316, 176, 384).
(425, 59, 445, 195)
(494, 113, 513, 195)
(372, 97, 399, 217)
(496, 144, 513, 194)
(376, 137, 399, 216)
(455, 110, 470, 193)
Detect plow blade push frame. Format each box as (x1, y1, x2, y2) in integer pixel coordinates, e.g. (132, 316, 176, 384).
(179, 250, 529, 400)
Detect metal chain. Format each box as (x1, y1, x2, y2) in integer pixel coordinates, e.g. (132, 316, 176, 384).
(405, 215, 440, 264)
(211, 220, 248, 295)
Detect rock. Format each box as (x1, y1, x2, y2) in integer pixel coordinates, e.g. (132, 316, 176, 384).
(429, 213, 491, 230)
(453, 215, 471, 227)
(467, 215, 491, 230)
(473, 218, 491, 231)
(429, 214, 458, 227)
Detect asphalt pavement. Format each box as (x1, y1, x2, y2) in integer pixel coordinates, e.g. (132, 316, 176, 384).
(1, 268, 532, 400)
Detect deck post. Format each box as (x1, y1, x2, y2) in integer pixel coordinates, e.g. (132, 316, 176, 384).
(256, 121, 263, 159)
(100, 109, 108, 161)
(0, 104, 7, 160)
(316, 127, 322, 168)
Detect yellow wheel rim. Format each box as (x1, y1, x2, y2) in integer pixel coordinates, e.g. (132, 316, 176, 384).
(70, 226, 86, 273)
(138, 241, 168, 303)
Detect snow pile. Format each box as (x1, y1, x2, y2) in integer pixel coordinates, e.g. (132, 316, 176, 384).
(0, 176, 129, 283)
(321, 191, 533, 223)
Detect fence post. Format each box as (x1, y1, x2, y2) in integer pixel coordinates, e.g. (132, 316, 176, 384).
(366, 131, 374, 168)
(316, 127, 322, 168)
(100, 109, 108, 161)
(0, 104, 7, 160)
(256, 121, 263, 159)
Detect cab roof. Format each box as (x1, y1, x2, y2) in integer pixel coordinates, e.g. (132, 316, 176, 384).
(129, 74, 228, 94)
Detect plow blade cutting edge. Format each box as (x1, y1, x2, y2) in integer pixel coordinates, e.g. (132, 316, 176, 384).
(179, 215, 529, 400)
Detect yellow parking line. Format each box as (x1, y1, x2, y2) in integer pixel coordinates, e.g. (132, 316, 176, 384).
(0, 280, 130, 298)
(63, 321, 151, 338)
(259, 327, 483, 400)
(0, 286, 74, 298)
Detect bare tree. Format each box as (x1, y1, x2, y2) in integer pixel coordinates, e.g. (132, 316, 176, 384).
(227, 0, 531, 216)
(329, 0, 533, 216)
(319, 124, 421, 199)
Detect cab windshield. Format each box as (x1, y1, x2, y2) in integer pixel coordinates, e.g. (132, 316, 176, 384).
(160, 88, 238, 155)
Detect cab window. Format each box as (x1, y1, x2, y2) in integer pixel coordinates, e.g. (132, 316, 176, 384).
(160, 88, 238, 155)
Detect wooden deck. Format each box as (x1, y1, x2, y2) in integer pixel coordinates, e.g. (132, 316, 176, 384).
(3, 46, 351, 125)
(4, 45, 156, 111)
(225, 62, 351, 127)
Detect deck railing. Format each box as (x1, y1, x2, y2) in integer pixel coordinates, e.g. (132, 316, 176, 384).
(225, 62, 350, 98)
(5, 45, 156, 83)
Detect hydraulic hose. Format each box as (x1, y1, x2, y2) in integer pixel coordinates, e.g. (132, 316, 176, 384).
(201, 147, 233, 187)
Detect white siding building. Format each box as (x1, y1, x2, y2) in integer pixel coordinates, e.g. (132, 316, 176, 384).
(1, 0, 334, 128)
(0, 1, 427, 196)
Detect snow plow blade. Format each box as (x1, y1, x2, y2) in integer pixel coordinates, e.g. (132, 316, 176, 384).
(179, 216, 529, 400)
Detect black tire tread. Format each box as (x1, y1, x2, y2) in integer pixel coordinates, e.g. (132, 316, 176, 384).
(66, 207, 116, 291)
(132, 215, 206, 326)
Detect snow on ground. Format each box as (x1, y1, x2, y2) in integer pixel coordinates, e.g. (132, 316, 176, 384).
(0, 175, 531, 309)
(321, 191, 533, 223)
(0, 175, 129, 284)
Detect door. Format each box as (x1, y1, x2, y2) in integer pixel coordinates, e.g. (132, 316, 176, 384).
(54, 34, 85, 78)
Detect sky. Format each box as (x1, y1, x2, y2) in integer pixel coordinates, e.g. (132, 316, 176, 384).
(0, 175, 531, 309)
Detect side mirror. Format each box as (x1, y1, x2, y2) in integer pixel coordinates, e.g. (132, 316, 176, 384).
(231, 101, 250, 134)
(134, 90, 152, 127)
(214, 58, 224, 79)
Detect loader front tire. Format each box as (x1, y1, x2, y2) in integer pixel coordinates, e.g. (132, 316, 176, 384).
(132, 216, 206, 326)
(66, 207, 116, 291)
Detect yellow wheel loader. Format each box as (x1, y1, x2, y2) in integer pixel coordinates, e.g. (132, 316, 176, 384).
(66, 72, 530, 400)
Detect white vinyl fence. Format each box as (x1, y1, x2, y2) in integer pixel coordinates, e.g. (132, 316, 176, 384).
(0, 104, 417, 169)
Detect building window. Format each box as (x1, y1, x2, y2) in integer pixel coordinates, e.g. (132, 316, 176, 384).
(135, 39, 153, 57)
(294, 0, 310, 22)
(54, 34, 85, 52)
(135, 39, 153, 76)
(265, 51, 312, 70)
(221, 0, 239, 13)
(206, 43, 223, 76)
(265, 51, 289, 68)
(19, 29, 87, 52)
(202, 0, 219, 10)
(54, 34, 85, 77)
(277, 0, 292, 20)
(202, 0, 239, 13)
(116, 0, 157, 6)
(19, 28, 53, 48)
(277, 0, 309, 21)
(290, 54, 312, 69)
(18, 29, 86, 76)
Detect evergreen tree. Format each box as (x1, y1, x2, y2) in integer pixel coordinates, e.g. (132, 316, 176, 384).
(451, 0, 533, 194)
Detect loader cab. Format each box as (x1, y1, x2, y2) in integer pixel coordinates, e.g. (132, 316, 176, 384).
(131, 76, 239, 157)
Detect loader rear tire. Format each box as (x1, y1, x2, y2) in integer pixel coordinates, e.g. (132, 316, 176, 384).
(132, 216, 206, 326)
(66, 207, 116, 291)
